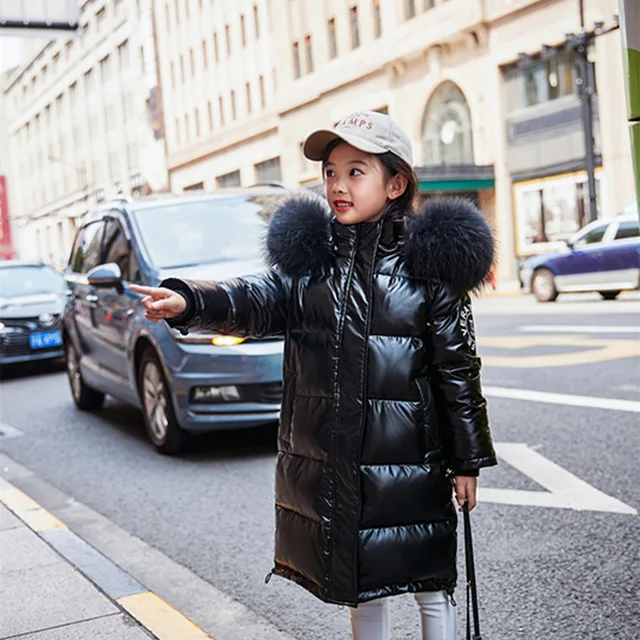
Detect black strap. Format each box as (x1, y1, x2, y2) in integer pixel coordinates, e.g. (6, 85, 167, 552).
(463, 501, 482, 640)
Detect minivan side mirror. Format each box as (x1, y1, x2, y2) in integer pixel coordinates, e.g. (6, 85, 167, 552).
(565, 240, 574, 250)
(87, 263, 123, 292)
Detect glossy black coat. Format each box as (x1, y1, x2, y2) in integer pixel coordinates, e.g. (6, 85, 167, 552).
(163, 197, 497, 605)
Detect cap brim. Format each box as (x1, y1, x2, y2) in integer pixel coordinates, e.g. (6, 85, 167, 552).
(303, 129, 388, 161)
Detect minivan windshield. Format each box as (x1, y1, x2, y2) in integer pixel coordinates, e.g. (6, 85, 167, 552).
(132, 196, 281, 269)
(0, 265, 65, 298)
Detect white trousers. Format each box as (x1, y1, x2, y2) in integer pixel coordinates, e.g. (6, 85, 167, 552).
(349, 591, 456, 640)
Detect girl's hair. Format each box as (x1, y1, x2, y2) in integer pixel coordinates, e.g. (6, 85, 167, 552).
(322, 138, 418, 216)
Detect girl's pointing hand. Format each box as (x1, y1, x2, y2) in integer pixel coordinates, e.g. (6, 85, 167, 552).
(129, 285, 187, 322)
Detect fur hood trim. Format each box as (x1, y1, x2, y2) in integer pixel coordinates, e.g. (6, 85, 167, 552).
(405, 197, 495, 292)
(265, 195, 494, 292)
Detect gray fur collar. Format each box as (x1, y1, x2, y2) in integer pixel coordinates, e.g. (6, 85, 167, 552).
(265, 195, 495, 292)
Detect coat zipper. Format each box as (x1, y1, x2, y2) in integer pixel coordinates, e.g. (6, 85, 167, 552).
(327, 227, 360, 597)
(351, 226, 382, 599)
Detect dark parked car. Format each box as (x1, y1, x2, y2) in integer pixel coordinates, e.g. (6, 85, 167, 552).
(63, 190, 288, 453)
(520, 214, 640, 302)
(0, 261, 66, 365)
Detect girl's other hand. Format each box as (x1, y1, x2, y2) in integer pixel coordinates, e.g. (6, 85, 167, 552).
(454, 475, 478, 512)
(129, 285, 187, 322)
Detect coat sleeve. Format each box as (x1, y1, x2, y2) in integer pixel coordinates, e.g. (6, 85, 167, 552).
(424, 283, 497, 474)
(160, 268, 291, 338)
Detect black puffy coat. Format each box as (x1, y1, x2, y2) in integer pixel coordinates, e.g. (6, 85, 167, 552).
(163, 197, 497, 606)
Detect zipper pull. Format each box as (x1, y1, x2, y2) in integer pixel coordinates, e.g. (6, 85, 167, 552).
(264, 570, 274, 584)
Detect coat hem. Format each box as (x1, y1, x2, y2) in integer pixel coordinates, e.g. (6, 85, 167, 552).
(270, 563, 457, 607)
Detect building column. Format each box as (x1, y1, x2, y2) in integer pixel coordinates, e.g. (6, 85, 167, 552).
(487, 62, 519, 290)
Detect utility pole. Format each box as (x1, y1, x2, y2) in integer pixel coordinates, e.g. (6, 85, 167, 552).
(576, 0, 598, 223)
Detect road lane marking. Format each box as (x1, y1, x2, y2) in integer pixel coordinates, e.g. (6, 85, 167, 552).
(0, 482, 67, 531)
(480, 443, 637, 515)
(519, 325, 640, 334)
(119, 592, 213, 640)
(479, 335, 640, 367)
(483, 386, 640, 413)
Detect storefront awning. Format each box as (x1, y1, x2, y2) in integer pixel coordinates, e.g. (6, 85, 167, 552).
(415, 164, 495, 192)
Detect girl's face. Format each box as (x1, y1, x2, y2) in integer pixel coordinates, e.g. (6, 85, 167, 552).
(324, 143, 406, 225)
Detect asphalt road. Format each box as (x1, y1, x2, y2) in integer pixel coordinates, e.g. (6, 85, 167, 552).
(1, 292, 639, 639)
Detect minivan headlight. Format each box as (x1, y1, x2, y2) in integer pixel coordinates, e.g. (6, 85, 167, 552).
(174, 331, 245, 346)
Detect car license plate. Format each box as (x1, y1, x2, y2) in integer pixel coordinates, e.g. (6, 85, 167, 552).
(29, 330, 63, 350)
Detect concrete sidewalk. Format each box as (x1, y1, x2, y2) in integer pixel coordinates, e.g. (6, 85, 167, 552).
(0, 476, 215, 640)
(0, 500, 154, 640)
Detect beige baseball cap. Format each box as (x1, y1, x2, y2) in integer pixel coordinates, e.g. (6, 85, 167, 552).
(303, 110, 413, 166)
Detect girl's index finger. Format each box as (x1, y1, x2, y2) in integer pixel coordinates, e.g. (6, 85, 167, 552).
(129, 284, 159, 297)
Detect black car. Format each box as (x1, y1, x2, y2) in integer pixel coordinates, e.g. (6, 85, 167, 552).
(0, 260, 67, 365)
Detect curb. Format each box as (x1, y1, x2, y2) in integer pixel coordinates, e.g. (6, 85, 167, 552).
(0, 477, 214, 640)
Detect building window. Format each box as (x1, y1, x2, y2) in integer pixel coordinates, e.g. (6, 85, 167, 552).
(406, 0, 416, 19)
(96, 7, 107, 27)
(184, 113, 190, 142)
(219, 96, 225, 125)
(240, 14, 246, 46)
(503, 52, 577, 112)
(84, 69, 94, 94)
(208, 100, 214, 130)
(202, 40, 208, 69)
(100, 55, 112, 83)
(373, 0, 382, 37)
(253, 4, 260, 38)
(328, 18, 338, 57)
(214, 32, 219, 62)
(184, 0, 189, 18)
(180, 55, 185, 82)
(175, 117, 180, 145)
(170, 61, 176, 88)
(225, 24, 231, 55)
(140, 45, 145, 74)
(174, 0, 179, 22)
(350, 6, 360, 49)
(305, 35, 314, 73)
(189, 48, 195, 75)
(246, 82, 252, 114)
(165, 2, 170, 27)
(194, 108, 200, 136)
(231, 90, 237, 120)
(422, 81, 474, 166)
(255, 157, 282, 183)
(425, 0, 436, 8)
(292, 41, 301, 78)
(259, 75, 266, 108)
(117, 40, 129, 69)
(217, 170, 241, 188)
(184, 182, 204, 192)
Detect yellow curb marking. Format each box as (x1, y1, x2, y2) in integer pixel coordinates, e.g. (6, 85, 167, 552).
(0, 487, 67, 532)
(478, 335, 640, 368)
(118, 592, 214, 640)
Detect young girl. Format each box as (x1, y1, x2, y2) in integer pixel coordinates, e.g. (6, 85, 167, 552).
(131, 110, 497, 640)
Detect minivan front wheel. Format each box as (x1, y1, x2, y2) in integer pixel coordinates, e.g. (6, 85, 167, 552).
(65, 341, 105, 410)
(138, 349, 188, 454)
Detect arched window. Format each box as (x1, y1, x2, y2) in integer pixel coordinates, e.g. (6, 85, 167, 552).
(422, 81, 474, 166)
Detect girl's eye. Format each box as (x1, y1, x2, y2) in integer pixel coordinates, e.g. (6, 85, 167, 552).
(325, 169, 335, 178)
(350, 168, 363, 176)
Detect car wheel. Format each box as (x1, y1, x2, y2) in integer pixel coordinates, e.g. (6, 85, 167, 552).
(65, 341, 105, 410)
(138, 349, 188, 454)
(599, 290, 621, 300)
(531, 268, 559, 303)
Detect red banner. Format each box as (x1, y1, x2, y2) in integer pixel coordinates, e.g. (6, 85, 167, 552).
(0, 175, 16, 260)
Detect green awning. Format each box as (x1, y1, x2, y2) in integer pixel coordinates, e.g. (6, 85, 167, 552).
(418, 179, 495, 192)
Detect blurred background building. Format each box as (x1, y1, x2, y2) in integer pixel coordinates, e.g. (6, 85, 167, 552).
(2, 0, 167, 271)
(1, 0, 635, 286)
(156, 0, 632, 287)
